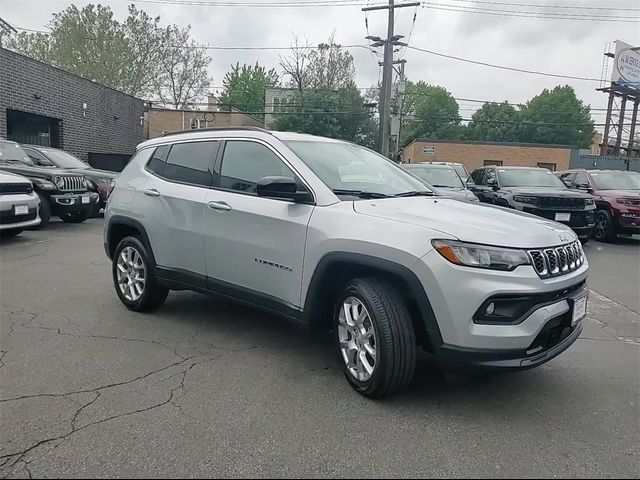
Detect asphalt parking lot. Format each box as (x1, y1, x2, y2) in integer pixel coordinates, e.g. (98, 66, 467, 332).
(1, 219, 639, 478)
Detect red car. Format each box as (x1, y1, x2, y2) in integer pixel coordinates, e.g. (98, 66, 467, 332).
(558, 169, 640, 242)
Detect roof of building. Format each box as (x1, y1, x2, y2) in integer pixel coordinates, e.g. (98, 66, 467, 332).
(404, 138, 576, 150)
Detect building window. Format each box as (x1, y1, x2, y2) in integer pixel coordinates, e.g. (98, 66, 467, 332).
(537, 162, 556, 171)
(483, 160, 503, 166)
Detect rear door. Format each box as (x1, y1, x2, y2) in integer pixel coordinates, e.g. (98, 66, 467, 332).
(140, 141, 219, 280)
(203, 139, 314, 310)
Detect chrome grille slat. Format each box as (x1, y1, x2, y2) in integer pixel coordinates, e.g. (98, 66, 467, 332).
(528, 241, 584, 278)
(59, 176, 85, 192)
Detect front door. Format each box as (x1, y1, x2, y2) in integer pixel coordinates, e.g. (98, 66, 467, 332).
(203, 139, 314, 310)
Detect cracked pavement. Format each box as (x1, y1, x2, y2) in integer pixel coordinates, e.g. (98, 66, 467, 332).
(1, 219, 639, 478)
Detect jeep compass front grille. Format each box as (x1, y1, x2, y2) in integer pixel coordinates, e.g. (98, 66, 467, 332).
(528, 241, 584, 278)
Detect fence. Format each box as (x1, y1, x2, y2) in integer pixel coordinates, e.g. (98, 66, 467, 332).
(569, 154, 640, 173)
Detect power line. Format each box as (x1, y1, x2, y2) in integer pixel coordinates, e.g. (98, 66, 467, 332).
(406, 45, 600, 82)
(444, 0, 640, 12)
(425, 2, 640, 22)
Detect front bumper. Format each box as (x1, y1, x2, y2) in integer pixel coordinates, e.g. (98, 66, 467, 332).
(614, 208, 640, 234)
(49, 192, 99, 213)
(520, 206, 596, 239)
(414, 248, 588, 368)
(0, 193, 41, 230)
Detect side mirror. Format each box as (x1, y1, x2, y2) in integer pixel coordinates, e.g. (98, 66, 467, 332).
(466, 180, 475, 189)
(576, 182, 590, 190)
(487, 178, 499, 190)
(256, 176, 313, 203)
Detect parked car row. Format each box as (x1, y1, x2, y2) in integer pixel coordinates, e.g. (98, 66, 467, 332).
(403, 161, 639, 244)
(0, 139, 115, 237)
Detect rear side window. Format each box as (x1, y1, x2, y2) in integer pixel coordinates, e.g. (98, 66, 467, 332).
(219, 140, 296, 194)
(147, 145, 170, 176)
(470, 169, 485, 185)
(163, 141, 217, 187)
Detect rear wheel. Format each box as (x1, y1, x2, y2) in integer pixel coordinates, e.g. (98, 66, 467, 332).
(334, 278, 416, 399)
(594, 210, 616, 243)
(112, 236, 168, 312)
(59, 209, 91, 223)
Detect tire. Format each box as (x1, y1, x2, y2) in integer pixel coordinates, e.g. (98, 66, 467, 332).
(59, 209, 91, 223)
(334, 278, 416, 399)
(112, 236, 169, 312)
(91, 204, 102, 217)
(593, 209, 617, 243)
(0, 229, 23, 238)
(34, 193, 51, 229)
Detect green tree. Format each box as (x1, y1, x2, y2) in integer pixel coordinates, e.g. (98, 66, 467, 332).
(272, 87, 374, 146)
(401, 82, 461, 144)
(464, 102, 520, 142)
(6, 3, 212, 105)
(218, 62, 280, 119)
(7, 4, 162, 97)
(517, 85, 595, 148)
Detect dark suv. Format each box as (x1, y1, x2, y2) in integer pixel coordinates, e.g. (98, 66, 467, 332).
(0, 140, 99, 227)
(557, 169, 640, 242)
(468, 166, 596, 242)
(21, 145, 116, 216)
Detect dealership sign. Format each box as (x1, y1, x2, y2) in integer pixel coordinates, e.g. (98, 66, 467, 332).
(612, 40, 640, 90)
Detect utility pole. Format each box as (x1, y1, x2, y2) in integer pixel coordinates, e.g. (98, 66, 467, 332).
(364, 1, 419, 157)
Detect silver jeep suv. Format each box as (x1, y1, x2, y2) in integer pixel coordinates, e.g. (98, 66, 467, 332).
(105, 128, 589, 398)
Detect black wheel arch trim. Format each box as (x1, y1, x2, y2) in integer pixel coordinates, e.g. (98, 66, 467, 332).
(303, 252, 444, 347)
(105, 215, 155, 263)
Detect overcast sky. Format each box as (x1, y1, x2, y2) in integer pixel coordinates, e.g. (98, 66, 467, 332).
(2, 0, 640, 131)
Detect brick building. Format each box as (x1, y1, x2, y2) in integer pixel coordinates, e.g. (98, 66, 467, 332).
(147, 107, 263, 139)
(401, 139, 575, 172)
(0, 48, 144, 171)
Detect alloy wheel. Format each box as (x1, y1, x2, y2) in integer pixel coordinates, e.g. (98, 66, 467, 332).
(116, 246, 146, 301)
(594, 212, 607, 239)
(337, 297, 377, 382)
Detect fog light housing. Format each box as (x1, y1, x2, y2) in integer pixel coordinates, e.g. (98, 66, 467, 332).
(486, 302, 495, 315)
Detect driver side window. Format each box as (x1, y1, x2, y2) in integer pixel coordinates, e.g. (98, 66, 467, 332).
(219, 141, 297, 194)
(24, 148, 53, 167)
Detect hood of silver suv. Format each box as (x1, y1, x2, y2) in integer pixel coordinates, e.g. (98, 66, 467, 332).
(353, 197, 576, 248)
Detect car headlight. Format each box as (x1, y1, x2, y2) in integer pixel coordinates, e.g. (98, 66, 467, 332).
(585, 198, 595, 206)
(513, 195, 539, 204)
(53, 176, 65, 188)
(432, 240, 531, 271)
(34, 179, 56, 190)
(617, 198, 636, 205)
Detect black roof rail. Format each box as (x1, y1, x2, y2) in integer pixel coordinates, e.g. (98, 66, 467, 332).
(161, 126, 272, 138)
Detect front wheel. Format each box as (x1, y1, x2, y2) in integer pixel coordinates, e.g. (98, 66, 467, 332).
(594, 210, 616, 243)
(59, 209, 91, 223)
(112, 236, 168, 312)
(335, 278, 416, 399)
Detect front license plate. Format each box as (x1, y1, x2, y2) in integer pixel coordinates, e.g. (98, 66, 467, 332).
(81, 196, 90, 204)
(572, 294, 588, 326)
(555, 212, 571, 222)
(14, 205, 29, 215)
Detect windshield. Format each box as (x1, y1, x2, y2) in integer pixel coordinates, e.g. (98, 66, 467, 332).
(498, 168, 566, 188)
(591, 172, 640, 190)
(406, 166, 464, 189)
(284, 140, 433, 197)
(0, 141, 35, 165)
(451, 164, 468, 181)
(40, 148, 89, 169)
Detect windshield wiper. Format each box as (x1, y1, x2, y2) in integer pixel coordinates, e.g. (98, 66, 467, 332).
(394, 190, 437, 197)
(332, 189, 392, 199)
